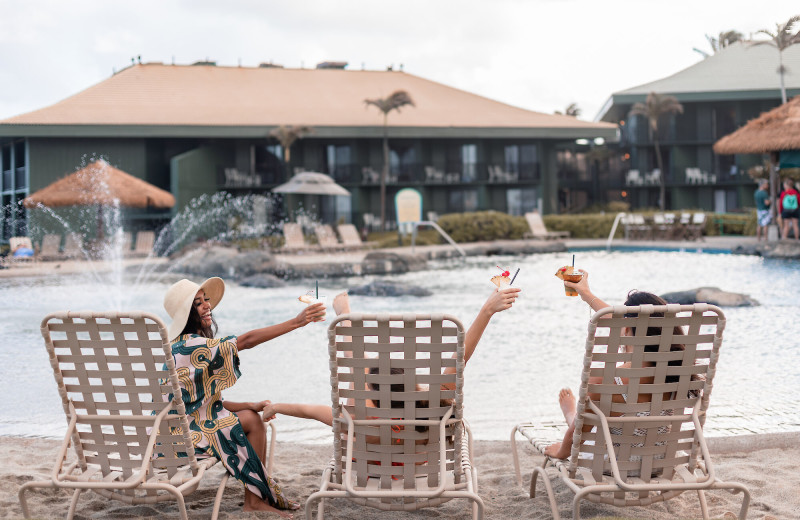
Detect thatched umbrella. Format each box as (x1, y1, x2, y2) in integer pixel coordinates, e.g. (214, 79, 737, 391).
(713, 96, 800, 155)
(24, 159, 175, 209)
(23, 159, 175, 239)
(714, 97, 800, 233)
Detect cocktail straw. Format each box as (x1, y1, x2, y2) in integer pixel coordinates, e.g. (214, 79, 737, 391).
(315, 280, 318, 299)
(509, 268, 520, 285)
(572, 254, 575, 267)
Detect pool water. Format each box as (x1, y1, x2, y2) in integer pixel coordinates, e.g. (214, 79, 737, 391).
(2, 250, 799, 443)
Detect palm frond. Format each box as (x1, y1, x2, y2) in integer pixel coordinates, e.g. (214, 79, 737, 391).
(268, 125, 314, 148)
(365, 90, 415, 114)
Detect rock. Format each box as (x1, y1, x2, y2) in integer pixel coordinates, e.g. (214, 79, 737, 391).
(760, 242, 800, 259)
(238, 273, 287, 288)
(660, 287, 759, 307)
(349, 280, 433, 297)
(172, 246, 276, 280)
(363, 251, 427, 272)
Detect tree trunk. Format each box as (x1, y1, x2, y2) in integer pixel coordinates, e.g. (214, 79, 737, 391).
(779, 51, 787, 104)
(380, 113, 389, 232)
(653, 136, 666, 211)
(284, 146, 292, 177)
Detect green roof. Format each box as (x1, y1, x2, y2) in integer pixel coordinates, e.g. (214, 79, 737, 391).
(597, 41, 800, 122)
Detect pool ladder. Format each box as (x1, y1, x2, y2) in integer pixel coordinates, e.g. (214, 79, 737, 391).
(606, 212, 627, 251)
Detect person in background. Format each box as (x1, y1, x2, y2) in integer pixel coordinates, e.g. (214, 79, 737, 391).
(779, 178, 800, 240)
(754, 179, 771, 241)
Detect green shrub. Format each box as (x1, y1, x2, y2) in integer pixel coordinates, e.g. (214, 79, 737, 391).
(703, 212, 755, 236)
(437, 211, 528, 242)
(542, 213, 624, 239)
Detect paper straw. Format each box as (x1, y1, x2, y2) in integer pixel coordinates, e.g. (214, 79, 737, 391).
(315, 280, 318, 299)
(509, 268, 520, 285)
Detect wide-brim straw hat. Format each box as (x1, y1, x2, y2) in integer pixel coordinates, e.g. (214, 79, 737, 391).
(164, 277, 225, 341)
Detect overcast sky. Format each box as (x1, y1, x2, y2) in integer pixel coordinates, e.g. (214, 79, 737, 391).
(1, 0, 798, 122)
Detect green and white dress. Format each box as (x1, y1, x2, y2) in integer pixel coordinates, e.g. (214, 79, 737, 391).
(169, 333, 294, 509)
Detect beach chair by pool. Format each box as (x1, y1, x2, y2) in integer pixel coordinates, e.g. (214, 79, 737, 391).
(337, 223, 376, 250)
(524, 211, 570, 240)
(18, 311, 275, 520)
(62, 233, 84, 259)
(6, 236, 36, 265)
(314, 224, 345, 251)
(281, 222, 316, 252)
(510, 303, 750, 520)
(130, 230, 155, 257)
(40, 234, 63, 260)
(305, 313, 484, 519)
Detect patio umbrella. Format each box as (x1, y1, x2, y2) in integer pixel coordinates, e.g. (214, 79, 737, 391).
(23, 159, 175, 209)
(23, 159, 175, 240)
(271, 172, 351, 196)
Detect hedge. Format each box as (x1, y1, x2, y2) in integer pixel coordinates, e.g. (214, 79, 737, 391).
(437, 211, 528, 242)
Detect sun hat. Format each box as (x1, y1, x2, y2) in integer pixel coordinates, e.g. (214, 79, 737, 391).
(164, 277, 225, 341)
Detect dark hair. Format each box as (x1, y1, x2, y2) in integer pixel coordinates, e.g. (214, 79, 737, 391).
(367, 367, 452, 434)
(623, 290, 688, 386)
(180, 301, 217, 339)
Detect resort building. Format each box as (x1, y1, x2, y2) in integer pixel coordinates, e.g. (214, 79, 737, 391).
(0, 62, 616, 241)
(596, 41, 800, 212)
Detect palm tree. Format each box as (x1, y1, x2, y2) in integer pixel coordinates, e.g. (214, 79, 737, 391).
(693, 30, 744, 58)
(628, 92, 684, 211)
(554, 102, 581, 117)
(364, 90, 415, 231)
(751, 16, 800, 104)
(268, 125, 314, 173)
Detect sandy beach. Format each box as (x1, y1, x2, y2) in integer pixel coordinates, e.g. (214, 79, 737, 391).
(2, 433, 797, 519)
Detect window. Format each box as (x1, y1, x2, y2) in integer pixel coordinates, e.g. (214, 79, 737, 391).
(448, 188, 478, 212)
(390, 145, 417, 181)
(254, 145, 284, 184)
(504, 146, 520, 174)
(506, 188, 538, 216)
(326, 144, 352, 182)
(462, 144, 477, 182)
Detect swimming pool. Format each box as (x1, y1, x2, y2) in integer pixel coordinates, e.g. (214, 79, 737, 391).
(2, 249, 798, 442)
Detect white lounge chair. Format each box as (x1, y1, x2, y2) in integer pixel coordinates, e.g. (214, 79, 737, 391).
(510, 303, 750, 520)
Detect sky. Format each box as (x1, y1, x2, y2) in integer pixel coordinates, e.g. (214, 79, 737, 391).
(1, 0, 798, 122)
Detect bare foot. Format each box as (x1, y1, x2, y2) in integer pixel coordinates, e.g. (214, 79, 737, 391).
(543, 441, 569, 459)
(558, 388, 576, 426)
(333, 291, 351, 316)
(243, 501, 293, 518)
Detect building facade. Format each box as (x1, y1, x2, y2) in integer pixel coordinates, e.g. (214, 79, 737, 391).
(596, 41, 800, 213)
(0, 62, 616, 242)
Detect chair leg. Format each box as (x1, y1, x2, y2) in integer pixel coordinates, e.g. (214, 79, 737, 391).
(66, 489, 84, 520)
(573, 488, 593, 520)
(531, 465, 560, 520)
(305, 492, 323, 520)
(211, 473, 230, 520)
(510, 426, 523, 486)
(18, 480, 53, 519)
(697, 489, 709, 520)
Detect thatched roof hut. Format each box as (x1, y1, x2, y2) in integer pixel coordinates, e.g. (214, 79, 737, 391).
(714, 96, 800, 155)
(24, 159, 175, 209)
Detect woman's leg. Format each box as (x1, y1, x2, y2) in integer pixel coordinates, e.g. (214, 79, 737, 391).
(544, 388, 577, 459)
(236, 410, 297, 516)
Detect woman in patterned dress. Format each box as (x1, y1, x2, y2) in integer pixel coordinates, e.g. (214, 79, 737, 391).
(163, 277, 325, 517)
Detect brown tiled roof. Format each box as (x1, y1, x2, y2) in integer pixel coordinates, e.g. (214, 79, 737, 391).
(1, 63, 614, 132)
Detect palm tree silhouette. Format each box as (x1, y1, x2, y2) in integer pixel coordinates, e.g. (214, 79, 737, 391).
(269, 125, 314, 174)
(751, 16, 800, 104)
(693, 30, 744, 58)
(365, 90, 415, 231)
(629, 92, 684, 211)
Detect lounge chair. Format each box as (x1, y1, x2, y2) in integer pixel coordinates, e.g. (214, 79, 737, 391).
(337, 223, 376, 249)
(314, 223, 345, 251)
(62, 233, 84, 259)
(6, 236, 36, 265)
(524, 211, 570, 240)
(510, 303, 750, 520)
(17, 311, 277, 520)
(40, 233, 63, 260)
(131, 230, 155, 257)
(305, 313, 484, 519)
(282, 222, 314, 252)
(686, 213, 706, 242)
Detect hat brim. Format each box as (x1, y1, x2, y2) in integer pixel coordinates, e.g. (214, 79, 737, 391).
(166, 277, 225, 341)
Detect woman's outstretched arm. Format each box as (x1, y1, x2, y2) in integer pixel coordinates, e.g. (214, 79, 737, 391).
(262, 402, 333, 427)
(565, 271, 609, 315)
(237, 303, 326, 350)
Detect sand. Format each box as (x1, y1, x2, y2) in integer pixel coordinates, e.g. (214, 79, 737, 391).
(2, 433, 798, 519)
